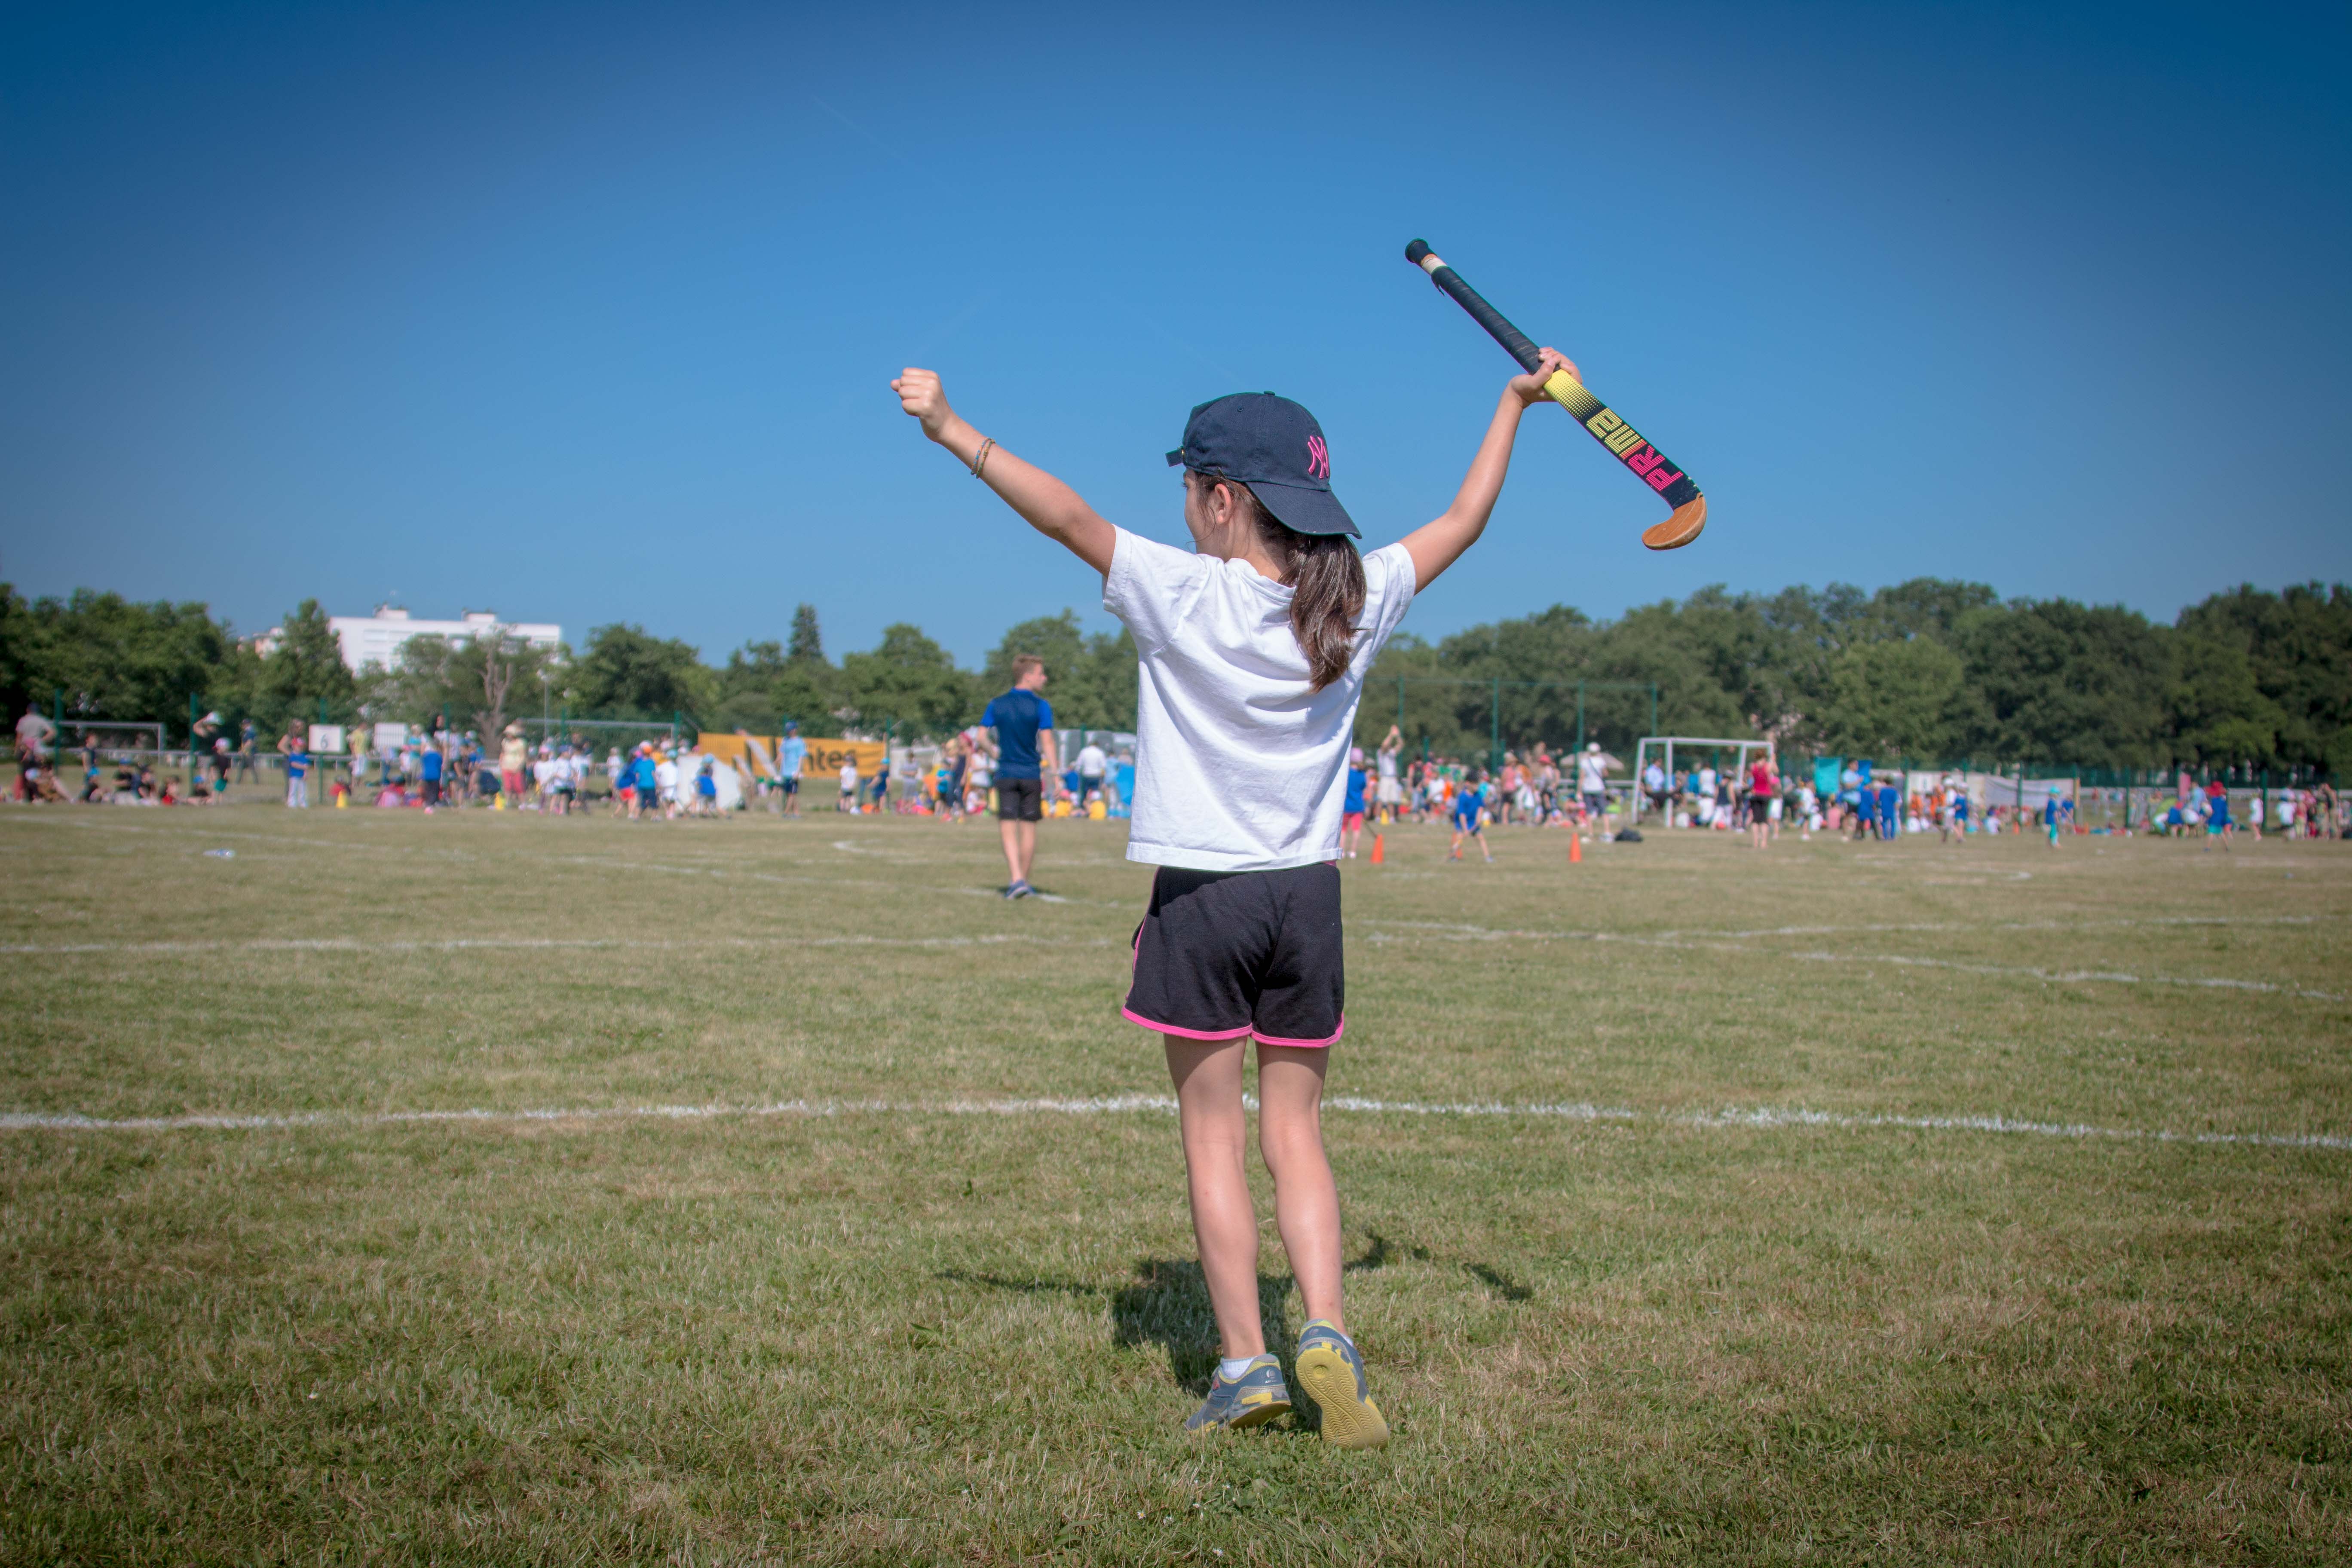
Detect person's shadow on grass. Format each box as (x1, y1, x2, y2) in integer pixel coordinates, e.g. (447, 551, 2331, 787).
(939, 1234, 1494, 1397)
(931, 1260, 1291, 1395)
(1109, 1259, 1295, 1394)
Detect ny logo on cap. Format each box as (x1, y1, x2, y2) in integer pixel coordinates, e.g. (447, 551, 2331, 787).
(1306, 435, 1330, 481)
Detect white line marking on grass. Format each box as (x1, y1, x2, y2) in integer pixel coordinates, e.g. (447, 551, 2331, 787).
(9, 817, 1143, 904)
(5, 1097, 2342, 1151)
(2, 816, 480, 861)
(1351, 921, 2345, 1001)
(1671, 914, 2340, 939)
(1326, 1097, 1635, 1121)
(0, 934, 1113, 956)
(542, 854, 894, 891)
(1781, 949, 2345, 1002)
(1675, 1105, 2352, 1151)
(955, 886, 1075, 905)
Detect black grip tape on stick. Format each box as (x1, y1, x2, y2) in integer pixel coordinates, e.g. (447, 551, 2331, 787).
(1409, 247, 1544, 374)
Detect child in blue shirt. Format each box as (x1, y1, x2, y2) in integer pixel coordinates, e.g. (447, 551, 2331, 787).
(1341, 751, 1369, 859)
(1449, 774, 1491, 863)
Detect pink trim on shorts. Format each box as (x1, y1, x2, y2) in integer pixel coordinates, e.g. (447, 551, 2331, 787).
(1251, 1017, 1345, 1049)
(1121, 1007, 1254, 1041)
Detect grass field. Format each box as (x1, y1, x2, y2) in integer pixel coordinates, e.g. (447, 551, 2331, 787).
(1, 801, 2346, 1565)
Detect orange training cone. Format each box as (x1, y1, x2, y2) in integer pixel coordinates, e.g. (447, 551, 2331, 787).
(1370, 832, 1385, 865)
(1569, 831, 1582, 864)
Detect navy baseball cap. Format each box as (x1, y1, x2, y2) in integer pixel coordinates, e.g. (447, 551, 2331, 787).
(1166, 392, 1359, 538)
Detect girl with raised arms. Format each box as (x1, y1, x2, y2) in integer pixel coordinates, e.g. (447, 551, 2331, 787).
(892, 343, 1572, 1447)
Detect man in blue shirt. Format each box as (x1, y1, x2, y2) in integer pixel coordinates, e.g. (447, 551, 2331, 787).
(980, 655, 1058, 898)
(418, 739, 443, 809)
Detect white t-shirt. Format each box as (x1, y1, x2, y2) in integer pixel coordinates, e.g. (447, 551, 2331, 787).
(655, 759, 680, 799)
(1377, 747, 1399, 781)
(1697, 767, 1718, 796)
(1577, 753, 1608, 793)
(840, 760, 858, 791)
(1076, 743, 1107, 779)
(1102, 528, 1416, 872)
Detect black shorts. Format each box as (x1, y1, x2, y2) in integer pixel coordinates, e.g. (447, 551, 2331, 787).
(997, 776, 1043, 821)
(1123, 863, 1344, 1047)
(781, 776, 799, 794)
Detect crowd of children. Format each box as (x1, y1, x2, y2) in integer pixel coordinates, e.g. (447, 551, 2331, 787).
(13, 693, 2347, 846)
(1388, 740, 1626, 838)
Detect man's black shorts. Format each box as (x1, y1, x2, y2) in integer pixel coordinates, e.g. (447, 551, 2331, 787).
(997, 776, 1043, 821)
(1123, 862, 1344, 1047)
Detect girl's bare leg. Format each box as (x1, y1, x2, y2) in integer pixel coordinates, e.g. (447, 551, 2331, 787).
(1164, 1036, 1265, 1359)
(1256, 1044, 1344, 1330)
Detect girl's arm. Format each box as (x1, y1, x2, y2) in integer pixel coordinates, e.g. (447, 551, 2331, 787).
(1400, 347, 1574, 591)
(892, 368, 1118, 576)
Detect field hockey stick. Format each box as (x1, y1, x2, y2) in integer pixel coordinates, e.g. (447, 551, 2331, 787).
(1404, 239, 1706, 551)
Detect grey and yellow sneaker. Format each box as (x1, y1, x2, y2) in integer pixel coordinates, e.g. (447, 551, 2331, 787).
(1294, 1320, 1389, 1449)
(1182, 1354, 1292, 1433)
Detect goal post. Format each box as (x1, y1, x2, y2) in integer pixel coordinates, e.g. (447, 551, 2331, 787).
(1630, 736, 1777, 826)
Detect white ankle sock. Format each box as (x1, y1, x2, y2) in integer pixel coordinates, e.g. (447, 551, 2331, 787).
(1218, 1356, 1258, 1381)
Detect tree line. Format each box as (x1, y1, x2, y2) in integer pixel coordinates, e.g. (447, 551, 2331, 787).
(1372, 578, 2351, 775)
(3, 577, 2345, 775)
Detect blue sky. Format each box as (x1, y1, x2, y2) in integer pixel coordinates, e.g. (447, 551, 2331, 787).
(4, 1, 2347, 667)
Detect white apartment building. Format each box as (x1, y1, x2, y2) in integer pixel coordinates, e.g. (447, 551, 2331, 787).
(326, 606, 564, 673)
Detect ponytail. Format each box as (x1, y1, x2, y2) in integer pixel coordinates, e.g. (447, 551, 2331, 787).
(1274, 525, 1367, 691)
(1192, 473, 1366, 690)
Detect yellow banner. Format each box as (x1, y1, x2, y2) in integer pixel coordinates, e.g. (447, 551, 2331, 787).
(699, 734, 887, 780)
